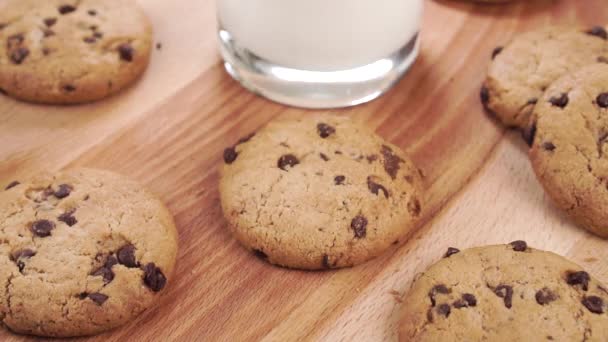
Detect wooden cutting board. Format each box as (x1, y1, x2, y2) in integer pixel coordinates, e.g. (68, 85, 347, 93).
(1, 0, 607, 340)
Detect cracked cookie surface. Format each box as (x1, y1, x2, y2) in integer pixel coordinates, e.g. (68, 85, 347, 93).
(482, 26, 608, 128)
(0, 0, 152, 104)
(0, 168, 178, 337)
(529, 63, 608, 238)
(219, 114, 424, 270)
(399, 242, 608, 341)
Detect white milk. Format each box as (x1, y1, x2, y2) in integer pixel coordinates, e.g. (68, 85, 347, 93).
(218, 0, 423, 71)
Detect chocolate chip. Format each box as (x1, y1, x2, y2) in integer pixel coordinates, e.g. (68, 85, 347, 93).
(542, 142, 556, 151)
(351, 215, 368, 238)
(367, 176, 389, 198)
(334, 175, 345, 185)
(319, 153, 330, 162)
(408, 198, 421, 217)
(253, 249, 267, 259)
(0, 23, 6, 30)
(156, 42, 162, 50)
(587, 26, 608, 40)
(63, 85, 76, 92)
(105, 255, 118, 268)
(277, 154, 299, 171)
(598, 56, 608, 64)
(43, 29, 55, 37)
(117, 245, 138, 268)
(437, 304, 451, 317)
(454, 294, 477, 309)
(44, 18, 57, 27)
(58, 5, 77, 15)
(494, 284, 514, 308)
(78, 292, 89, 299)
(549, 93, 569, 108)
(429, 284, 451, 307)
(381, 145, 404, 180)
(93, 32, 103, 39)
(509, 240, 527, 252)
(491, 46, 503, 59)
(582, 296, 604, 314)
(42, 48, 52, 56)
(143, 263, 167, 292)
(54, 184, 73, 199)
(523, 121, 537, 147)
(367, 155, 378, 163)
(444, 247, 460, 258)
(11, 249, 35, 271)
(118, 43, 134, 62)
(88, 9, 97, 16)
(566, 271, 590, 291)
(0, 88, 6, 95)
(535, 288, 557, 305)
(223, 147, 238, 164)
(322, 254, 331, 269)
(58, 210, 77, 227)
(31, 220, 55, 237)
(5, 181, 19, 190)
(597, 93, 608, 108)
(88, 293, 108, 306)
(83, 36, 96, 44)
(317, 123, 336, 138)
(527, 98, 538, 105)
(7, 33, 24, 47)
(89, 25, 98, 31)
(91, 266, 114, 284)
(10, 47, 29, 64)
(480, 85, 490, 105)
(237, 133, 255, 145)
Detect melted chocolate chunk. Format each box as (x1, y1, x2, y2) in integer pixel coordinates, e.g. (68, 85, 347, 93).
(253, 249, 267, 259)
(223, 147, 238, 164)
(542, 142, 556, 151)
(587, 26, 608, 40)
(10, 47, 29, 64)
(582, 296, 604, 314)
(91, 266, 114, 284)
(380, 145, 404, 179)
(44, 18, 57, 27)
(566, 271, 590, 291)
(535, 288, 557, 305)
(437, 304, 451, 317)
(317, 123, 336, 138)
(117, 245, 138, 268)
(334, 175, 345, 185)
(549, 93, 569, 108)
(143, 263, 167, 292)
(58, 210, 77, 227)
(597, 93, 608, 108)
(58, 5, 77, 15)
(118, 43, 134, 62)
(491, 46, 503, 59)
(88, 293, 108, 305)
(444, 247, 460, 258)
(494, 285, 514, 308)
(31, 220, 55, 237)
(277, 154, 299, 171)
(350, 215, 368, 238)
(5, 181, 19, 190)
(54, 184, 73, 199)
(367, 176, 389, 198)
(429, 284, 451, 307)
(509, 240, 527, 252)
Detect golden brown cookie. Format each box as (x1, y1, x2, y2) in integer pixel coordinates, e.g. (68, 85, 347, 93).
(0, 168, 178, 337)
(399, 242, 608, 341)
(0, 0, 153, 104)
(482, 26, 608, 128)
(219, 115, 424, 270)
(529, 63, 608, 238)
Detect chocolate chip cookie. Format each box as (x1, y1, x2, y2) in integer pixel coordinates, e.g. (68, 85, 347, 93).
(529, 63, 608, 238)
(0, 0, 152, 104)
(482, 26, 608, 128)
(399, 242, 608, 341)
(219, 115, 424, 270)
(0, 168, 178, 337)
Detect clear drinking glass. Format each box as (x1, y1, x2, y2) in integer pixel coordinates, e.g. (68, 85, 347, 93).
(217, 0, 423, 109)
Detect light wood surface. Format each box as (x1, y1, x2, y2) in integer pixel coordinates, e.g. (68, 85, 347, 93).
(1, 0, 607, 341)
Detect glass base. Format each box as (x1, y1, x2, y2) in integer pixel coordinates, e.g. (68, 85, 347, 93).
(218, 29, 420, 109)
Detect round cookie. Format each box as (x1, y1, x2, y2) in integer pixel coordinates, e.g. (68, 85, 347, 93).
(219, 115, 424, 270)
(482, 26, 608, 128)
(0, 0, 152, 104)
(399, 242, 608, 341)
(529, 63, 608, 238)
(0, 168, 178, 337)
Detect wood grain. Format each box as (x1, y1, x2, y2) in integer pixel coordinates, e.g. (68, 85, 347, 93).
(1, 0, 607, 341)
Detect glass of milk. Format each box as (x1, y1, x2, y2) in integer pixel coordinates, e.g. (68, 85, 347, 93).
(217, 0, 423, 109)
